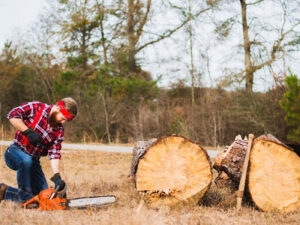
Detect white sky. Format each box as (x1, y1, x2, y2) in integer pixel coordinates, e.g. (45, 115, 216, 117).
(0, 0, 47, 47)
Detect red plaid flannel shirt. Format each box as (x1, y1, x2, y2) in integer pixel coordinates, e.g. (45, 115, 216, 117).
(7, 101, 64, 159)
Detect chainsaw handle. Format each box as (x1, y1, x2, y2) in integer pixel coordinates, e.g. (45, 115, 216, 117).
(50, 186, 60, 199)
(24, 195, 39, 209)
(50, 184, 67, 199)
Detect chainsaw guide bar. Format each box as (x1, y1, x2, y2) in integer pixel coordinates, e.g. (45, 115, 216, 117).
(67, 196, 116, 208)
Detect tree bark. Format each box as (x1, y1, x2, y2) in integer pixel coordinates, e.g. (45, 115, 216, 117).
(213, 135, 248, 185)
(214, 171, 233, 188)
(130, 138, 157, 178)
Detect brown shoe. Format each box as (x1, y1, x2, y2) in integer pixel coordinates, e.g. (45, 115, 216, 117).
(0, 183, 8, 201)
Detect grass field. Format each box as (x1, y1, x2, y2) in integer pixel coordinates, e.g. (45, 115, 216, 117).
(0, 146, 299, 225)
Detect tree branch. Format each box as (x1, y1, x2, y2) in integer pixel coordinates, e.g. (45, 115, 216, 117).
(136, 7, 209, 53)
(247, 0, 264, 6)
(136, 0, 151, 42)
(252, 21, 300, 72)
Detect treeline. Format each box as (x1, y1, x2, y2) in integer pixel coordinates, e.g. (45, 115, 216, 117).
(0, 42, 291, 145)
(1, 0, 300, 145)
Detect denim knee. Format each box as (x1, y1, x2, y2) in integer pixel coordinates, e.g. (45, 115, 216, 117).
(21, 157, 33, 169)
(5, 144, 33, 171)
(5, 147, 19, 170)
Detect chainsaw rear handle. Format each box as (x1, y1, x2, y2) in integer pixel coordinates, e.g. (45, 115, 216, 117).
(24, 195, 39, 209)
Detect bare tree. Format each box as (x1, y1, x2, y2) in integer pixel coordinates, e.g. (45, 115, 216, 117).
(215, 0, 300, 91)
(115, 0, 212, 78)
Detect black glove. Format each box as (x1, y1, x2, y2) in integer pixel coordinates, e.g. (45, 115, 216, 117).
(50, 173, 66, 191)
(22, 128, 43, 146)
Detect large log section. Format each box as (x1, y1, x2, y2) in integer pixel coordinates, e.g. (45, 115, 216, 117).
(249, 134, 300, 212)
(130, 135, 212, 208)
(214, 134, 300, 212)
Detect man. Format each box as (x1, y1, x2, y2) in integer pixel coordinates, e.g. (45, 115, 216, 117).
(0, 97, 77, 203)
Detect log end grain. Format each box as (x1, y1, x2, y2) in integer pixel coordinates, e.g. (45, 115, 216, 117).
(134, 135, 212, 207)
(249, 135, 300, 212)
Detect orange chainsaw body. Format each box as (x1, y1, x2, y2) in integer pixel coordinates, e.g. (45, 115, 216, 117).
(24, 188, 67, 210)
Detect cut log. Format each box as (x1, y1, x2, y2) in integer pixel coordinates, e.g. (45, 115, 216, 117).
(213, 135, 249, 185)
(131, 135, 212, 207)
(214, 134, 300, 212)
(248, 134, 300, 212)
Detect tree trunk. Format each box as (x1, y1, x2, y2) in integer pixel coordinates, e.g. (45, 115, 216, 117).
(214, 134, 300, 212)
(99, 0, 108, 65)
(188, 0, 195, 106)
(130, 135, 212, 207)
(240, 0, 254, 92)
(127, 0, 138, 72)
(100, 91, 111, 143)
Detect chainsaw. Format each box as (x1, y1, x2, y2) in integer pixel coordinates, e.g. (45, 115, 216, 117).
(24, 186, 116, 210)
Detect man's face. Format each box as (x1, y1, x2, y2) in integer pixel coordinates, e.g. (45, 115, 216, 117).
(49, 110, 67, 127)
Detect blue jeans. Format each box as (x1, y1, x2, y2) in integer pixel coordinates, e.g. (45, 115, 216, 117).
(4, 144, 48, 203)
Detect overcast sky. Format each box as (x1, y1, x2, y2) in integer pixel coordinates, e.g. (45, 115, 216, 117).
(0, 0, 47, 47)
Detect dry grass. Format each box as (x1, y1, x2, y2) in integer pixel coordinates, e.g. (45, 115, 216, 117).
(0, 146, 299, 225)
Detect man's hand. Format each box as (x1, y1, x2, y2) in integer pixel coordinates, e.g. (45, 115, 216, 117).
(50, 173, 66, 191)
(22, 128, 43, 146)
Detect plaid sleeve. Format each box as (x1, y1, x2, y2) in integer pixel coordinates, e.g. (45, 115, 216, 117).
(48, 128, 64, 160)
(7, 102, 37, 119)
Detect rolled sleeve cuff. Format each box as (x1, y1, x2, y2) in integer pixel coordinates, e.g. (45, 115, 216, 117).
(7, 110, 24, 119)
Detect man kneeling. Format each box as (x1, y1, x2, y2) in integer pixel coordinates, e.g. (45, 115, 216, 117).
(0, 98, 77, 203)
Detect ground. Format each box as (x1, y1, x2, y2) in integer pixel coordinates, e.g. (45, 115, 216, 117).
(0, 146, 299, 225)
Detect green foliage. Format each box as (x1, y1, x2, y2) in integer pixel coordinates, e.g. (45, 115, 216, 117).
(280, 74, 300, 143)
(112, 77, 158, 103)
(53, 70, 81, 98)
(89, 68, 159, 105)
(51, 62, 159, 142)
(67, 55, 86, 68)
